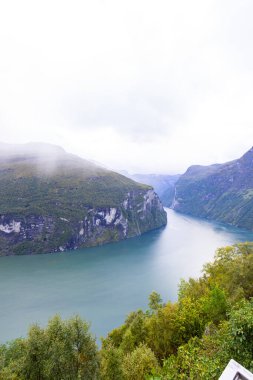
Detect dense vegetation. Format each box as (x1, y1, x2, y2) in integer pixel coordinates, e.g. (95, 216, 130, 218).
(0, 143, 167, 255)
(0, 151, 149, 216)
(173, 147, 253, 230)
(1, 242, 253, 379)
(0, 316, 100, 380)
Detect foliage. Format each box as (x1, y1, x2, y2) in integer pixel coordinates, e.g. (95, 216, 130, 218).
(222, 299, 253, 371)
(0, 315, 99, 380)
(101, 242, 253, 379)
(204, 242, 253, 301)
(2, 243, 253, 379)
(122, 344, 160, 380)
(148, 291, 163, 313)
(100, 342, 124, 380)
(152, 299, 253, 379)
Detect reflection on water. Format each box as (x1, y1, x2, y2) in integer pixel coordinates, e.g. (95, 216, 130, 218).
(0, 209, 253, 343)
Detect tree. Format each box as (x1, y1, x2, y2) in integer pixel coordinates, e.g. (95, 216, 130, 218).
(0, 315, 99, 380)
(100, 342, 124, 380)
(146, 303, 180, 360)
(222, 299, 253, 371)
(0, 339, 26, 380)
(23, 324, 47, 380)
(43, 315, 99, 379)
(122, 344, 159, 380)
(148, 292, 163, 313)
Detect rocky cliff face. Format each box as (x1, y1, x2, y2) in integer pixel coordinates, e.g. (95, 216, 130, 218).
(0, 189, 166, 255)
(122, 172, 181, 207)
(0, 143, 167, 255)
(172, 147, 253, 230)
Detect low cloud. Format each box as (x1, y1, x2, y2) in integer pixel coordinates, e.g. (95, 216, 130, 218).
(0, 0, 252, 172)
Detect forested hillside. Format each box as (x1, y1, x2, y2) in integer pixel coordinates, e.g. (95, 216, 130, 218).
(0, 143, 167, 255)
(173, 147, 253, 230)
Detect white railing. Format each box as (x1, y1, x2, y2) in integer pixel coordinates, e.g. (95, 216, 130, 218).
(219, 359, 253, 380)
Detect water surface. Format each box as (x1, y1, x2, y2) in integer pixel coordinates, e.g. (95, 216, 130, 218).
(0, 209, 253, 343)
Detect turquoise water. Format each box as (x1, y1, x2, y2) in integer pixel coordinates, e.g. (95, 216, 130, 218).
(0, 208, 253, 343)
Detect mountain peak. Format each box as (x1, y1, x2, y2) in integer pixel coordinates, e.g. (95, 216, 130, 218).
(0, 142, 66, 159)
(241, 146, 253, 155)
(239, 146, 253, 166)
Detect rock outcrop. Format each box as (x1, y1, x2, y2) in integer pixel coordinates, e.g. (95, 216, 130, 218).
(121, 172, 181, 207)
(0, 143, 167, 255)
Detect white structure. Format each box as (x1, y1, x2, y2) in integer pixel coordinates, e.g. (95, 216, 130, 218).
(219, 359, 253, 380)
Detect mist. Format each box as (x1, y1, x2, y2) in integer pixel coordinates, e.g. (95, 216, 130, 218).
(0, 0, 253, 173)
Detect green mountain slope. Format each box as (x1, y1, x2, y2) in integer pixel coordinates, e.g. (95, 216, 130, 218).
(173, 147, 253, 230)
(0, 143, 167, 255)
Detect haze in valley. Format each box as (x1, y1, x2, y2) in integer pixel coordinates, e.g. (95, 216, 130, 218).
(0, 0, 253, 173)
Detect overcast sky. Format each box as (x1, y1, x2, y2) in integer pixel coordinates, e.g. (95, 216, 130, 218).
(0, 0, 252, 174)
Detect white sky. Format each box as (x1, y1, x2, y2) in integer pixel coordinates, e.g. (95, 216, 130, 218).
(0, 0, 253, 174)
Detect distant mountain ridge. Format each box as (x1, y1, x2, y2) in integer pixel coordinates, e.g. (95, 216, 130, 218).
(0, 143, 167, 255)
(173, 147, 253, 230)
(121, 172, 181, 207)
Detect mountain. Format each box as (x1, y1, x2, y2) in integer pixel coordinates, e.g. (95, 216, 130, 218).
(121, 172, 181, 207)
(172, 147, 253, 230)
(0, 143, 167, 255)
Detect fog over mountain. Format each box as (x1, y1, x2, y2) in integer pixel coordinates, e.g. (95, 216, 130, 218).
(0, 0, 253, 172)
(0, 142, 167, 255)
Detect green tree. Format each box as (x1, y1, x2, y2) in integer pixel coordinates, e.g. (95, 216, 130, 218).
(222, 299, 253, 371)
(100, 342, 124, 380)
(148, 292, 163, 313)
(146, 303, 180, 360)
(0, 315, 99, 380)
(204, 244, 253, 301)
(43, 315, 99, 379)
(0, 339, 26, 380)
(23, 324, 47, 380)
(122, 344, 159, 380)
(200, 286, 228, 325)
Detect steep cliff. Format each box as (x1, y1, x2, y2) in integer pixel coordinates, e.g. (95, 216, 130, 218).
(0, 143, 167, 255)
(122, 172, 181, 207)
(173, 147, 253, 230)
